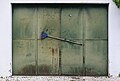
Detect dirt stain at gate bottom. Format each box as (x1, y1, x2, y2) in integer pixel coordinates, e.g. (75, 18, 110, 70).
(38, 64, 52, 74)
(18, 64, 52, 75)
(19, 65, 36, 75)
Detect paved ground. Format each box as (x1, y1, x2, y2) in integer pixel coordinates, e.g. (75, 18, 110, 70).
(0, 76, 120, 81)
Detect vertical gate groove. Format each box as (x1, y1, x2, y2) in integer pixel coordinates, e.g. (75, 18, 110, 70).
(58, 7, 62, 75)
(82, 8, 86, 76)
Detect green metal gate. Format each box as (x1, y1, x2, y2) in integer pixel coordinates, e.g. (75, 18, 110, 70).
(13, 4, 108, 76)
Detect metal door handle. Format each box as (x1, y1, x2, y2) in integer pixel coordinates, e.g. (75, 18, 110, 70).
(40, 32, 82, 46)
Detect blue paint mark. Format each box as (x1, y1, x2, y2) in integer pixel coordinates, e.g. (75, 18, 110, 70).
(41, 32, 48, 39)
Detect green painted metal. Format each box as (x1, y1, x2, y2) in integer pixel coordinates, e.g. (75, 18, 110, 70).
(37, 7, 60, 75)
(61, 7, 83, 75)
(13, 4, 108, 76)
(12, 5, 37, 75)
(13, 5, 37, 40)
(84, 6, 108, 39)
(85, 40, 108, 76)
(13, 40, 36, 75)
(84, 5, 108, 76)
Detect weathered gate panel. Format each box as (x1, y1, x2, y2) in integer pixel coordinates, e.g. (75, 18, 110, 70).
(61, 7, 83, 75)
(85, 41, 108, 76)
(13, 40, 36, 75)
(84, 5, 108, 76)
(38, 7, 60, 75)
(13, 5, 37, 75)
(13, 5, 37, 40)
(85, 6, 108, 39)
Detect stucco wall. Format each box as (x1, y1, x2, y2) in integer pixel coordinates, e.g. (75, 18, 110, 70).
(0, 0, 120, 80)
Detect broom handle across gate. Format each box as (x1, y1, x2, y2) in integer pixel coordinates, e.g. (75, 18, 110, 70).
(48, 35, 82, 46)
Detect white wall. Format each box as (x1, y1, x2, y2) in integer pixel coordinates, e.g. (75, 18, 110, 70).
(0, 0, 120, 77)
(109, 0, 120, 76)
(0, 0, 12, 76)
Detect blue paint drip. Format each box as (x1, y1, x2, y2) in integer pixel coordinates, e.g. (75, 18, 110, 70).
(41, 32, 48, 39)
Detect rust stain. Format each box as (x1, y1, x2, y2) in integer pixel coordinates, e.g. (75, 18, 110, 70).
(52, 48, 54, 56)
(55, 48, 58, 54)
